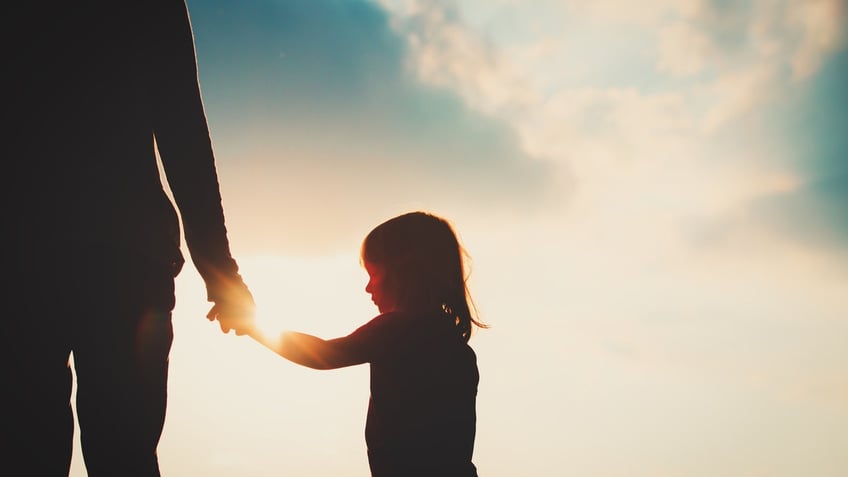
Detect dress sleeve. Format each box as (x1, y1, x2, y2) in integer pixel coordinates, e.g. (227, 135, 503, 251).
(325, 312, 420, 365)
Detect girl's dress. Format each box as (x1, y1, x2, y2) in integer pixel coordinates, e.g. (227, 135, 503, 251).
(328, 310, 479, 477)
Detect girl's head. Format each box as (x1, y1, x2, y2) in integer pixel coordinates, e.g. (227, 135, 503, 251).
(360, 211, 486, 341)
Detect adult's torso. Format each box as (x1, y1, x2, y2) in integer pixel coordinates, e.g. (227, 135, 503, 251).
(9, 2, 183, 262)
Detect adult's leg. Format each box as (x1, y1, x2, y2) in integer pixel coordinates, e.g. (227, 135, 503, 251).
(3, 253, 76, 476)
(72, 257, 175, 477)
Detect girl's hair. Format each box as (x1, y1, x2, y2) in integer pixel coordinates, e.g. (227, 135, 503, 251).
(360, 211, 487, 341)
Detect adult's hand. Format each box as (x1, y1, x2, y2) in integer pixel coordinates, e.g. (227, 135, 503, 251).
(206, 282, 256, 335)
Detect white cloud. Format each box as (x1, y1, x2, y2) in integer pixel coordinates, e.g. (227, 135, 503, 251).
(566, 0, 699, 27)
(391, 0, 539, 118)
(658, 21, 716, 77)
(701, 62, 780, 132)
(380, 0, 846, 266)
(785, 0, 847, 79)
(386, 2, 842, 158)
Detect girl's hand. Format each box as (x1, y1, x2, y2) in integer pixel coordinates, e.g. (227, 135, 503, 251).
(206, 299, 255, 335)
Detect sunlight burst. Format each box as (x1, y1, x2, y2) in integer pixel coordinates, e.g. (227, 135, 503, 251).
(238, 254, 378, 340)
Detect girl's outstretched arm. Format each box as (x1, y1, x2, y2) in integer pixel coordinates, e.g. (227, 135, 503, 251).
(247, 328, 363, 370)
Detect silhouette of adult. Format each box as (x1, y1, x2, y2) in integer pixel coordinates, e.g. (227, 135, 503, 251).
(4, 1, 254, 475)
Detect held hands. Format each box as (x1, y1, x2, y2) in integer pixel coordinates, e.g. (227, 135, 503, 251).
(206, 281, 256, 336)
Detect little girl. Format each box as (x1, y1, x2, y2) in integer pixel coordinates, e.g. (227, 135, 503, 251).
(247, 211, 485, 477)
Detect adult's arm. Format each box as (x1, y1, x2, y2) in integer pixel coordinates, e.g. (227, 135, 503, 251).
(148, 0, 252, 314)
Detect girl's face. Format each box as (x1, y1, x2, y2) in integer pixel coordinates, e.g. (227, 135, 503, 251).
(364, 261, 397, 313)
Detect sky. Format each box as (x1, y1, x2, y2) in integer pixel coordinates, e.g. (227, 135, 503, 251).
(67, 0, 847, 475)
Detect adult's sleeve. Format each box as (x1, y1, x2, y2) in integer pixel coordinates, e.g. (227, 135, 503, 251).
(148, 0, 245, 301)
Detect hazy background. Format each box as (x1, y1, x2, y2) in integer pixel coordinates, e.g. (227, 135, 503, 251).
(69, 0, 847, 475)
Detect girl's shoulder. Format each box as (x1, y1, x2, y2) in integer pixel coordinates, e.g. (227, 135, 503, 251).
(354, 310, 407, 335)
(362, 310, 421, 330)
(358, 309, 445, 335)
(372, 309, 467, 344)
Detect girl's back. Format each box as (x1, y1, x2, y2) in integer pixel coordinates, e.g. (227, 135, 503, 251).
(346, 310, 479, 477)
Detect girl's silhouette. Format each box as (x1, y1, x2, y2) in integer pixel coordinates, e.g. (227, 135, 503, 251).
(248, 211, 485, 477)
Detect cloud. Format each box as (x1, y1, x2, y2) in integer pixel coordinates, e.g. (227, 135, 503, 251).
(565, 0, 698, 27)
(747, 48, 848, 255)
(381, 0, 848, 259)
(784, 0, 847, 79)
(658, 21, 716, 77)
(184, 0, 559, 254)
(701, 62, 781, 132)
(563, 0, 848, 128)
(386, 0, 538, 117)
(183, 0, 848, 259)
